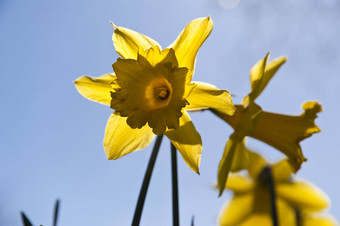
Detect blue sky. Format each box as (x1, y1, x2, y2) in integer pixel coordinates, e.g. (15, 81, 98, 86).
(1, 0, 339, 225)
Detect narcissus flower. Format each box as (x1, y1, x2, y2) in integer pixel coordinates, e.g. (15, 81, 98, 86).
(218, 151, 336, 226)
(74, 17, 235, 173)
(212, 53, 322, 195)
(296, 212, 338, 226)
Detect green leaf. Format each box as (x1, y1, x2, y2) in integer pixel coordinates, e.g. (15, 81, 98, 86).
(20, 212, 33, 226)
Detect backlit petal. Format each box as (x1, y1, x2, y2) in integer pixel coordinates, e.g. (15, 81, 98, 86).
(240, 199, 296, 226)
(112, 23, 160, 60)
(211, 103, 262, 138)
(140, 46, 178, 67)
(272, 158, 293, 182)
(247, 53, 268, 104)
(249, 101, 322, 171)
(239, 214, 272, 226)
(186, 81, 235, 116)
(103, 113, 155, 159)
(212, 101, 321, 172)
(247, 151, 268, 179)
(276, 181, 329, 211)
(218, 193, 254, 226)
(74, 74, 116, 105)
(248, 53, 286, 102)
(217, 134, 240, 196)
(168, 17, 213, 81)
(165, 111, 202, 174)
(230, 138, 250, 172)
(303, 214, 338, 226)
(276, 198, 298, 226)
(226, 174, 253, 193)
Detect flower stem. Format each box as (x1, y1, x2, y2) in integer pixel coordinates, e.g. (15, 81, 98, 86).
(191, 216, 195, 226)
(265, 166, 278, 226)
(171, 143, 179, 226)
(53, 199, 60, 226)
(20, 212, 33, 226)
(295, 208, 302, 226)
(132, 135, 163, 226)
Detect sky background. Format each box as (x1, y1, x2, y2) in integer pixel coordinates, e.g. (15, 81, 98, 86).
(1, 0, 339, 225)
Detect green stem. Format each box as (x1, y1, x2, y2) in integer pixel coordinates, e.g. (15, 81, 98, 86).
(265, 166, 278, 226)
(295, 208, 302, 226)
(132, 135, 163, 226)
(53, 199, 60, 226)
(191, 216, 195, 226)
(20, 212, 33, 226)
(171, 143, 179, 226)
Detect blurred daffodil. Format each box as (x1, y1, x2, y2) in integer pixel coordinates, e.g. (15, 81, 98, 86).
(74, 17, 235, 173)
(296, 211, 338, 226)
(218, 151, 336, 226)
(212, 53, 322, 195)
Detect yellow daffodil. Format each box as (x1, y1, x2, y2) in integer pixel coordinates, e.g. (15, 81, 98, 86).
(218, 150, 336, 226)
(297, 212, 338, 226)
(74, 17, 235, 173)
(212, 53, 322, 195)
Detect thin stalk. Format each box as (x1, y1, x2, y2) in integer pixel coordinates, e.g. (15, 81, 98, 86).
(53, 199, 60, 226)
(295, 208, 302, 226)
(20, 212, 33, 226)
(132, 135, 163, 226)
(171, 143, 179, 226)
(191, 216, 195, 226)
(265, 166, 278, 226)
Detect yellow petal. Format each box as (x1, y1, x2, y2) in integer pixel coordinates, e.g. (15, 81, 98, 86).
(276, 181, 329, 211)
(103, 113, 155, 159)
(165, 111, 202, 174)
(218, 193, 254, 226)
(211, 104, 244, 130)
(111, 23, 160, 60)
(248, 53, 286, 102)
(212, 103, 262, 139)
(168, 17, 213, 81)
(240, 198, 296, 226)
(186, 81, 235, 116)
(217, 134, 240, 196)
(276, 198, 298, 226)
(261, 56, 287, 93)
(271, 158, 293, 183)
(225, 174, 253, 193)
(230, 138, 250, 172)
(247, 151, 268, 179)
(239, 214, 272, 226)
(212, 101, 321, 173)
(74, 73, 116, 105)
(249, 101, 322, 171)
(139, 46, 179, 68)
(246, 53, 269, 104)
(303, 214, 338, 226)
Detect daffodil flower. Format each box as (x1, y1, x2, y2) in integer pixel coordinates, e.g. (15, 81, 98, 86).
(74, 17, 235, 173)
(218, 151, 336, 226)
(212, 53, 322, 194)
(296, 212, 338, 226)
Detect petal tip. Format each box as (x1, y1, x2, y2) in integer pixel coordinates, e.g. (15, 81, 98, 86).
(110, 21, 118, 30)
(206, 16, 214, 27)
(104, 146, 117, 160)
(218, 188, 224, 197)
(73, 76, 84, 84)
